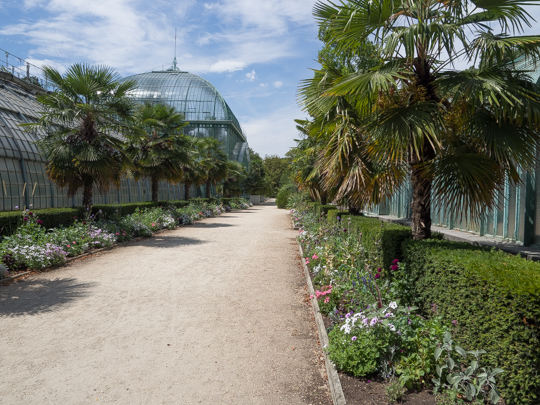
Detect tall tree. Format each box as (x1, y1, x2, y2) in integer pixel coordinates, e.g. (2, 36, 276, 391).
(199, 137, 229, 198)
(314, 0, 540, 239)
(29, 64, 137, 208)
(128, 103, 190, 202)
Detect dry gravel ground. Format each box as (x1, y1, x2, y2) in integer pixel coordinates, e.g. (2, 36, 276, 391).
(0, 200, 331, 405)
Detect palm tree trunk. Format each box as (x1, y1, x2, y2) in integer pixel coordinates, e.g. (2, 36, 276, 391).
(82, 180, 93, 208)
(348, 206, 361, 215)
(184, 182, 191, 200)
(151, 175, 159, 202)
(410, 139, 435, 240)
(205, 181, 211, 198)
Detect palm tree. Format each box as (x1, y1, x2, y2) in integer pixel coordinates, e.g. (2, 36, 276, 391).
(199, 137, 229, 198)
(314, 0, 540, 239)
(222, 160, 246, 197)
(28, 64, 137, 208)
(127, 103, 190, 202)
(181, 137, 208, 200)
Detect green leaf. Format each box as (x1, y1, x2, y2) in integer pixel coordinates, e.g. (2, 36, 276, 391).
(455, 345, 467, 357)
(490, 386, 502, 404)
(465, 383, 477, 401)
(434, 347, 443, 360)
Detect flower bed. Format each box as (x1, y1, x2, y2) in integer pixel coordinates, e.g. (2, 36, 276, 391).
(294, 203, 506, 405)
(0, 198, 251, 279)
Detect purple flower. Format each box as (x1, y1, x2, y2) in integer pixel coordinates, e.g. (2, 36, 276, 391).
(375, 273, 380, 279)
(23, 216, 28, 221)
(377, 267, 382, 273)
(351, 336, 357, 341)
(392, 259, 399, 264)
(452, 320, 457, 325)
(343, 228, 347, 232)
(37, 220, 43, 225)
(391, 264, 399, 271)
(14, 206, 19, 209)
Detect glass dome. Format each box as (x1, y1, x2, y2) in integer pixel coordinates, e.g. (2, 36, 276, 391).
(122, 63, 249, 167)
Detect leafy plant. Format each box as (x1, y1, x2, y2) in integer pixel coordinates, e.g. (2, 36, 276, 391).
(433, 332, 503, 404)
(385, 378, 405, 403)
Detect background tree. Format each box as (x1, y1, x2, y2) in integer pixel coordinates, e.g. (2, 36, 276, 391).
(29, 63, 137, 208)
(313, 0, 540, 239)
(128, 103, 190, 202)
(262, 154, 291, 197)
(222, 160, 246, 197)
(199, 137, 229, 198)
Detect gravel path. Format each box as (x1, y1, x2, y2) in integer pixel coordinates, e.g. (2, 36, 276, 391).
(0, 200, 331, 405)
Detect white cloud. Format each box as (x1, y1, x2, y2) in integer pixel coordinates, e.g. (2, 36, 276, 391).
(273, 80, 283, 88)
(245, 69, 256, 81)
(259, 83, 268, 87)
(209, 60, 246, 72)
(241, 104, 304, 156)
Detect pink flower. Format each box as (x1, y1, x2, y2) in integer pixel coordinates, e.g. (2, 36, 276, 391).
(377, 268, 382, 273)
(67, 245, 70, 248)
(391, 264, 399, 271)
(375, 273, 380, 279)
(392, 259, 399, 264)
(72, 241, 76, 244)
(324, 297, 330, 303)
(310, 295, 314, 299)
(116, 233, 120, 235)
(151, 223, 155, 227)
(312, 254, 319, 260)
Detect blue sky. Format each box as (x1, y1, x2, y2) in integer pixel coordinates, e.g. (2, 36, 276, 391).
(1, 1, 540, 158)
(0, 0, 322, 157)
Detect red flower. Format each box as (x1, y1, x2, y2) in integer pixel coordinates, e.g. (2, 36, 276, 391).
(392, 259, 399, 264)
(23, 216, 28, 221)
(28, 212, 33, 216)
(375, 273, 381, 279)
(37, 219, 43, 225)
(391, 264, 399, 271)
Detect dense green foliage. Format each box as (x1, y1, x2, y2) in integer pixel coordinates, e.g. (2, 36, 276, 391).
(402, 240, 540, 404)
(327, 210, 350, 224)
(262, 154, 291, 197)
(0, 208, 79, 236)
(276, 185, 295, 209)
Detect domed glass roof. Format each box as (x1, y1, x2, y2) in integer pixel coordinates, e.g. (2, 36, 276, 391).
(122, 67, 246, 142)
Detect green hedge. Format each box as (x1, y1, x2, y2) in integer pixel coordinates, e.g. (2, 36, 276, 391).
(327, 210, 350, 224)
(315, 204, 337, 218)
(189, 197, 218, 205)
(402, 239, 540, 404)
(0, 208, 80, 235)
(336, 215, 412, 270)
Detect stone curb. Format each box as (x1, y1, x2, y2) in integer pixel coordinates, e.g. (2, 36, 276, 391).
(298, 242, 347, 405)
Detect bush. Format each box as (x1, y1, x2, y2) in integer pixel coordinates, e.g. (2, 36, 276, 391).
(327, 210, 350, 224)
(402, 239, 540, 404)
(0, 208, 80, 236)
(315, 204, 337, 219)
(276, 185, 295, 209)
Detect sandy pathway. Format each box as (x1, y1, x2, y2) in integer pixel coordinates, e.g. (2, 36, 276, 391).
(0, 200, 330, 405)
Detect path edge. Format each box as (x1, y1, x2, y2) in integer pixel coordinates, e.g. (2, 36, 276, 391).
(298, 243, 347, 405)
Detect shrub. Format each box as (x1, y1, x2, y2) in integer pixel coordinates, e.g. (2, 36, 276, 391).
(315, 204, 337, 219)
(402, 239, 540, 404)
(276, 185, 295, 208)
(0, 208, 80, 236)
(327, 210, 350, 224)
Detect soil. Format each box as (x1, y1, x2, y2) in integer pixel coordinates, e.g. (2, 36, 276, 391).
(0, 200, 331, 404)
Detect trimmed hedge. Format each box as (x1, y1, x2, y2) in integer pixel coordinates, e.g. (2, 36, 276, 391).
(315, 204, 337, 218)
(402, 239, 540, 404)
(0, 208, 80, 235)
(327, 210, 350, 224)
(336, 214, 412, 270)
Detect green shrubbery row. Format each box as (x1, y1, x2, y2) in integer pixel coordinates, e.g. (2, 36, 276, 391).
(0, 197, 246, 236)
(316, 205, 540, 404)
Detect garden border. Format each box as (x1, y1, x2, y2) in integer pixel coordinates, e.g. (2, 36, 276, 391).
(298, 242, 347, 405)
(0, 210, 245, 285)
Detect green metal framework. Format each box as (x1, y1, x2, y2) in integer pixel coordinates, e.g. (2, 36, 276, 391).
(122, 66, 250, 168)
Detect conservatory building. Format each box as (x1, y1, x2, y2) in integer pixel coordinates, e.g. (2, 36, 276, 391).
(122, 60, 250, 167)
(0, 57, 248, 211)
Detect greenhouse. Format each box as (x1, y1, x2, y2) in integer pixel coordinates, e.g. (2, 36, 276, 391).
(122, 59, 250, 167)
(0, 55, 248, 211)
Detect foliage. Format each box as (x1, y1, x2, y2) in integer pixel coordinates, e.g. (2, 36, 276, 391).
(28, 63, 138, 207)
(262, 154, 291, 197)
(385, 378, 405, 404)
(276, 184, 296, 209)
(298, 0, 540, 240)
(127, 102, 190, 202)
(402, 239, 540, 404)
(433, 332, 503, 404)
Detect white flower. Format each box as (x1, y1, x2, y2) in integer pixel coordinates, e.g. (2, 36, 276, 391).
(389, 301, 398, 309)
(388, 324, 396, 332)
